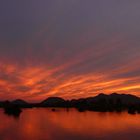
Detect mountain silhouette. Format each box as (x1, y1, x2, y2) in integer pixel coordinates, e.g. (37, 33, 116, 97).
(1, 93, 140, 114)
(11, 99, 31, 108)
(12, 99, 29, 105)
(41, 97, 66, 107)
(86, 93, 140, 105)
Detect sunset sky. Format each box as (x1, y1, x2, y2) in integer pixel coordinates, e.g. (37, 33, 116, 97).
(0, 0, 140, 101)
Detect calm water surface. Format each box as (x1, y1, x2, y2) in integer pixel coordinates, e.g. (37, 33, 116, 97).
(0, 108, 140, 140)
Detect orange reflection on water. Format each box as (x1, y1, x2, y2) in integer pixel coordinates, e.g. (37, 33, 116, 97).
(47, 109, 140, 137)
(1, 109, 140, 140)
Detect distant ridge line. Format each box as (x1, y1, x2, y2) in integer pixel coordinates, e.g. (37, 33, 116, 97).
(1, 93, 140, 115)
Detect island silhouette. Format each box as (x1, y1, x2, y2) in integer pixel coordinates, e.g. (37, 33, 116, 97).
(1, 93, 140, 117)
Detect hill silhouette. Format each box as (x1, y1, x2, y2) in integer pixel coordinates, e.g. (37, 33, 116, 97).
(11, 99, 31, 107)
(41, 97, 66, 107)
(1, 93, 140, 115)
(12, 99, 28, 105)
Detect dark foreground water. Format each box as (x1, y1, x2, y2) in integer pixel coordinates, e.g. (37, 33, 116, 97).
(0, 108, 140, 140)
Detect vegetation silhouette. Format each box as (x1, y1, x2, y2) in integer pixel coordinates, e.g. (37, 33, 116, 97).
(2, 101, 22, 118)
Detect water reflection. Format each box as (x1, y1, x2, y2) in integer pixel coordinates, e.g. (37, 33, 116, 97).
(0, 108, 140, 140)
